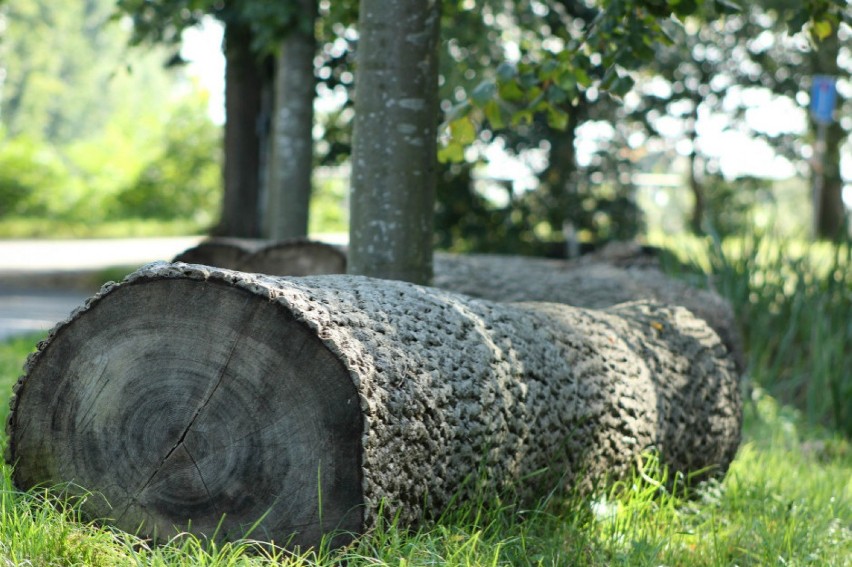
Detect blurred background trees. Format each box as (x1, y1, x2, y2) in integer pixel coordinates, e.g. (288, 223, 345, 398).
(0, 0, 848, 244)
(0, 0, 222, 234)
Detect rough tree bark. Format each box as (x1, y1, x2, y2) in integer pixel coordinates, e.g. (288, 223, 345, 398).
(432, 251, 745, 373)
(216, 23, 265, 238)
(7, 263, 741, 548)
(348, 0, 441, 284)
(265, 0, 318, 240)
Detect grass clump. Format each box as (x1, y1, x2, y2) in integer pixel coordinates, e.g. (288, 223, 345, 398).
(654, 232, 851, 436)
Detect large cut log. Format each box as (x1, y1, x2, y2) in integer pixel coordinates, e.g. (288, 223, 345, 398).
(433, 252, 745, 372)
(173, 238, 345, 276)
(6, 262, 741, 548)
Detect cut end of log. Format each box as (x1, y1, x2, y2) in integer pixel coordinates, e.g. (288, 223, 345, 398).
(7, 272, 363, 547)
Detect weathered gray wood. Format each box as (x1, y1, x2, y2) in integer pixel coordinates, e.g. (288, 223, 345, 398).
(238, 240, 346, 276)
(7, 262, 741, 548)
(433, 252, 745, 372)
(172, 238, 268, 270)
(173, 239, 345, 277)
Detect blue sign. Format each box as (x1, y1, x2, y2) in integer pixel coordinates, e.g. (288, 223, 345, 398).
(810, 75, 837, 124)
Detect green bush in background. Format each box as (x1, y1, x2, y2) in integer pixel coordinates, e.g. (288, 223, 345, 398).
(110, 94, 222, 225)
(0, 131, 78, 218)
(0, 89, 222, 233)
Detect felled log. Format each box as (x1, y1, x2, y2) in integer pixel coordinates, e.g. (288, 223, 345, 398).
(433, 252, 745, 372)
(6, 262, 741, 548)
(238, 240, 346, 276)
(173, 238, 345, 277)
(172, 238, 267, 270)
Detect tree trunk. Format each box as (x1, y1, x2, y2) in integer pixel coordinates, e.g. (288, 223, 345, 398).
(265, 0, 318, 240)
(348, 0, 441, 284)
(216, 23, 265, 238)
(811, 29, 847, 241)
(8, 263, 741, 549)
(687, 115, 705, 234)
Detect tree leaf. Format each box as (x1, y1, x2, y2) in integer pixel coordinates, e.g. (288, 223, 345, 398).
(496, 62, 517, 82)
(438, 141, 465, 163)
(470, 80, 497, 107)
(714, 0, 742, 14)
(812, 19, 833, 40)
(498, 80, 525, 103)
(786, 8, 810, 33)
(450, 116, 477, 145)
(546, 84, 569, 105)
(484, 100, 505, 130)
(547, 108, 569, 131)
(610, 75, 635, 98)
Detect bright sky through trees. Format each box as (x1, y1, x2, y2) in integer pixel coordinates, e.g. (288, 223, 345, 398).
(179, 16, 851, 208)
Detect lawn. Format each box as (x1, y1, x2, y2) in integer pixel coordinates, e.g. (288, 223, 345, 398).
(0, 235, 849, 566)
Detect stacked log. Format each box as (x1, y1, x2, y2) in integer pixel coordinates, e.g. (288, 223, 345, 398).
(7, 262, 741, 548)
(173, 238, 346, 276)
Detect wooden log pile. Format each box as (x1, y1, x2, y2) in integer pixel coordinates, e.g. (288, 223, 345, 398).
(6, 261, 742, 548)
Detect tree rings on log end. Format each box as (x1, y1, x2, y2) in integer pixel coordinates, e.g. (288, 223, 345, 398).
(6, 277, 363, 548)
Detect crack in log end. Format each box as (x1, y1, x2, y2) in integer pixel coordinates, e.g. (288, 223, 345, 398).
(133, 294, 258, 506)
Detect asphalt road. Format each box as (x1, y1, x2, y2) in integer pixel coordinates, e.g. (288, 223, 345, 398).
(0, 237, 203, 340)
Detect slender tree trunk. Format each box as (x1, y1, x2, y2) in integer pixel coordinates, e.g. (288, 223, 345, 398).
(811, 29, 847, 241)
(265, 0, 318, 240)
(540, 102, 581, 233)
(216, 23, 265, 238)
(686, 99, 706, 234)
(348, 0, 441, 284)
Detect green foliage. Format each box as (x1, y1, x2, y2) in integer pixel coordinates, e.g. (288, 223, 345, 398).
(0, 132, 75, 218)
(0, 0, 125, 144)
(111, 94, 222, 223)
(114, 0, 308, 57)
(702, 176, 775, 238)
(0, 0, 222, 230)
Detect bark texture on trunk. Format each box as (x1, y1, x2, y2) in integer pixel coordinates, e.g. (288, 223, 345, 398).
(433, 251, 744, 373)
(218, 23, 265, 238)
(8, 263, 741, 548)
(265, 0, 317, 240)
(348, 0, 441, 284)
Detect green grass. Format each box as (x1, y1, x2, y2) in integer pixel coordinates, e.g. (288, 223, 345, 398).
(0, 235, 850, 565)
(0, 217, 210, 239)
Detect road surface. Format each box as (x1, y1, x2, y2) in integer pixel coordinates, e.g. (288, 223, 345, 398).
(0, 237, 203, 340)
